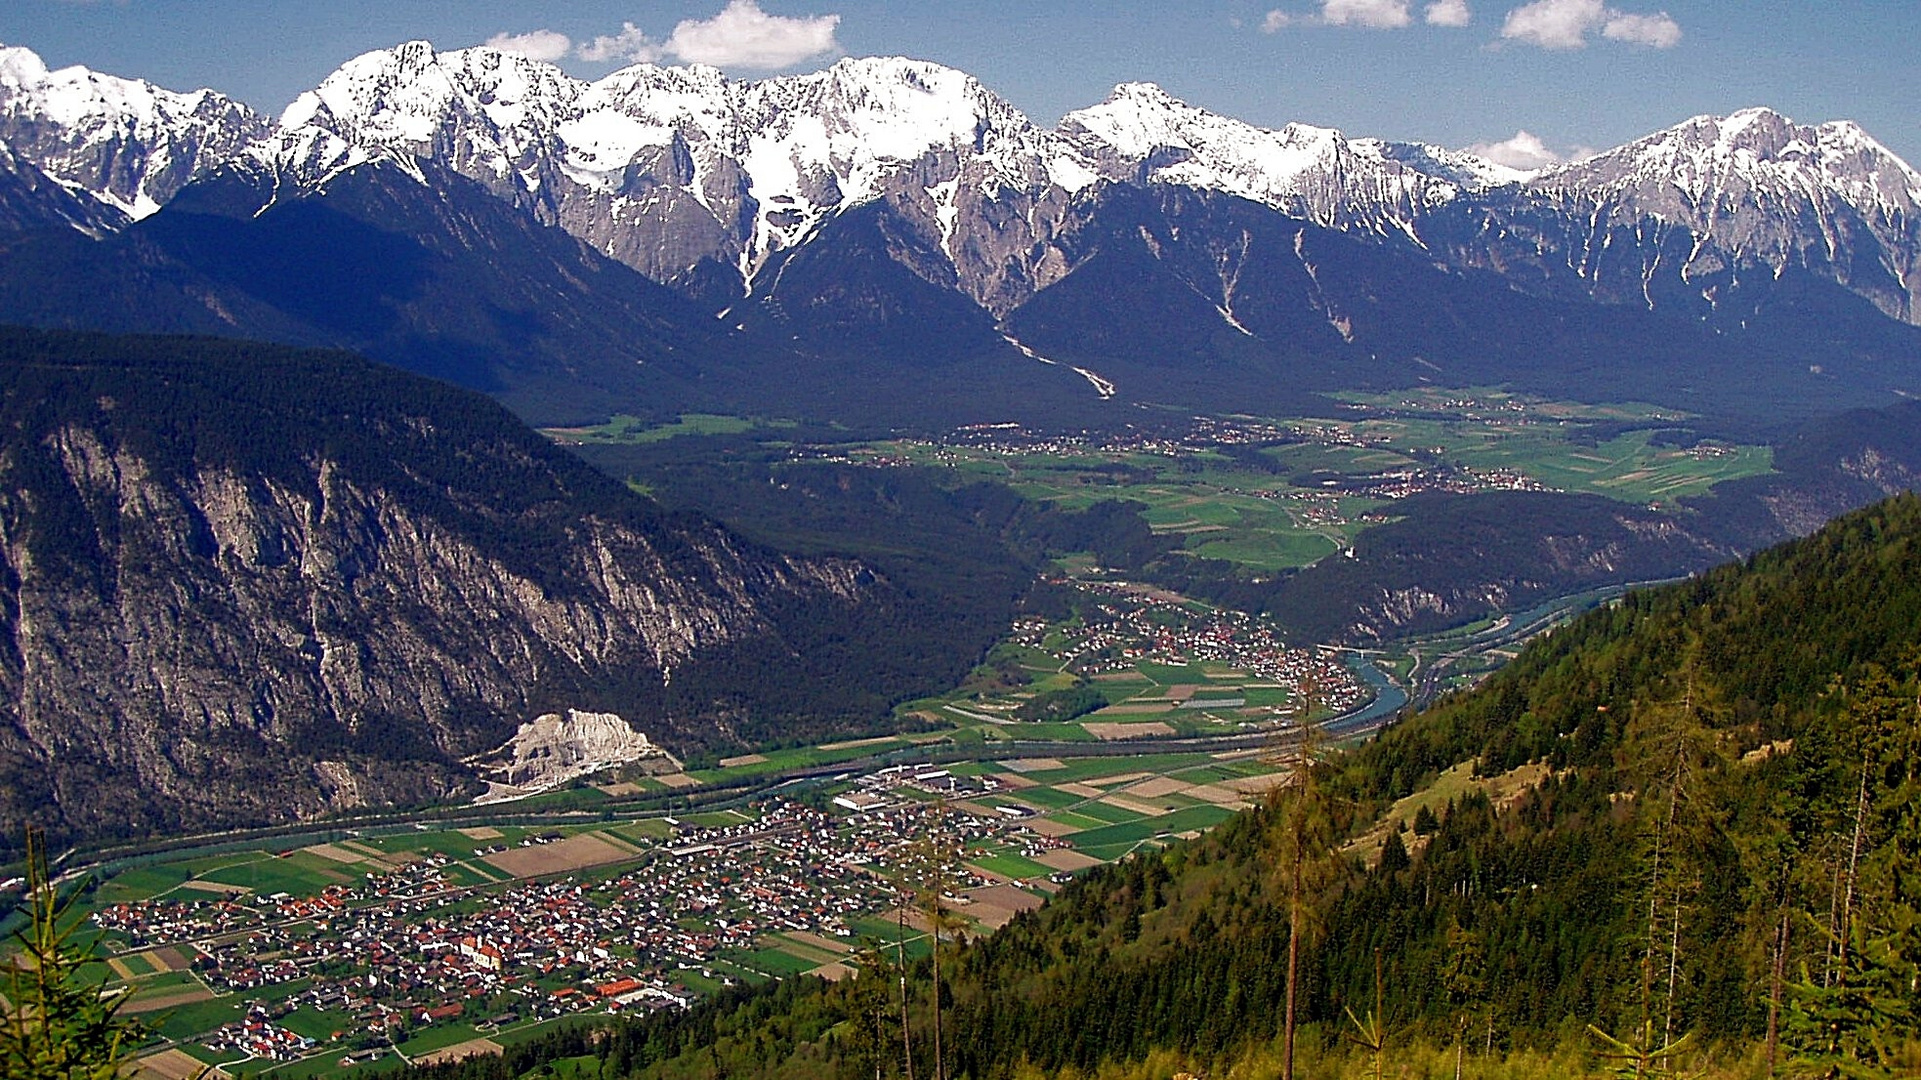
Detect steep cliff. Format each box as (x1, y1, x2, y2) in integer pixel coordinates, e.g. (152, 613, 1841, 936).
(0, 328, 947, 848)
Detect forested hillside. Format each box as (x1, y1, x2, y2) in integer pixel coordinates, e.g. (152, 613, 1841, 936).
(407, 494, 1921, 1079)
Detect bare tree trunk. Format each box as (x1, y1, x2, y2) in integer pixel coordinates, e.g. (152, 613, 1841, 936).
(1284, 904, 1300, 1080)
(1839, 755, 1870, 977)
(1664, 877, 1683, 1043)
(899, 895, 914, 1080)
(932, 910, 945, 1080)
(1374, 949, 1386, 1080)
(1766, 907, 1788, 1075)
(1823, 857, 1844, 986)
(1644, 796, 1671, 1022)
(928, 826, 948, 1080)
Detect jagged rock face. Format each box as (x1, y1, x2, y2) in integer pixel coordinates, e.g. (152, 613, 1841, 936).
(0, 43, 269, 219)
(0, 330, 870, 844)
(0, 139, 124, 233)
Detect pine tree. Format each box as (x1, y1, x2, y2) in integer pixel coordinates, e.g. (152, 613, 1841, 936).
(1440, 921, 1487, 1080)
(1619, 654, 1728, 1043)
(1265, 718, 1339, 1080)
(1784, 664, 1921, 1079)
(0, 830, 147, 1080)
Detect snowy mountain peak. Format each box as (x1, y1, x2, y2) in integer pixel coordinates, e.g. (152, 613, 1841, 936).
(0, 41, 267, 218)
(748, 55, 1035, 157)
(1059, 85, 1468, 236)
(1377, 140, 1528, 189)
(284, 41, 585, 144)
(0, 43, 51, 87)
(1504, 106, 1921, 323)
(1538, 106, 1921, 209)
(1103, 82, 1182, 105)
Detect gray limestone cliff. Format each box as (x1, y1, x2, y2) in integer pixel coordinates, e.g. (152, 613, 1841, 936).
(0, 328, 883, 847)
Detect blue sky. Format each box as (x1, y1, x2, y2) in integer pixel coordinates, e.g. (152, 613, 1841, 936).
(4, 1, 1917, 167)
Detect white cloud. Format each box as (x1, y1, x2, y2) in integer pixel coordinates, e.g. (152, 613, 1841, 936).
(1467, 130, 1562, 170)
(578, 22, 659, 63)
(657, 0, 840, 70)
(1500, 0, 1604, 48)
(1602, 10, 1681, 47)
(576, 2, 840, 69)
(1500, 0, 1680, 49)
(484, 29, 573, 62)
(1322, 0, 1412, 28)
(1263, 0, 1469, 32)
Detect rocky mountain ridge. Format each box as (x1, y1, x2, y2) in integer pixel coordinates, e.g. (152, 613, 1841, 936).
(3, 40, 1917, 326)
(0, 139, 122, 234)
(0, 42, 268, 219)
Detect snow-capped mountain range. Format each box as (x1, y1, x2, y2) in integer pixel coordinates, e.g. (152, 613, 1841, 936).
(2, 38, 1918, 326)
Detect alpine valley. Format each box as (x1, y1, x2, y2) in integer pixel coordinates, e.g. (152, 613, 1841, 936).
(1, 38, 1920, 844)
(1, 26, 1920, 1080)
(0, 36, 1917, 825)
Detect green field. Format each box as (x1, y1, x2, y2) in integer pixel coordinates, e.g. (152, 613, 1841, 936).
(154, 997, 247, 1042)
(397, 1021, 486, 1056)
(278, 1006, 352, 1041)
(1040, 812, 1110, 832)
(1068, 806, 1238, 853)
(94, 865, 193, 904)
(544, 413, 790, 445)
(1073, 801, 1147, 825)
(1451, 428, 1772, 503)
(968, 852, 1055, 881)
(199, 855, 343, 896)
(738, 946, 824, 978)
(979, 721, 1097, 742)
(1000, 786, 1083, 810)
(690, 740, 914, 783)
(820, 396, 1771, 577)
